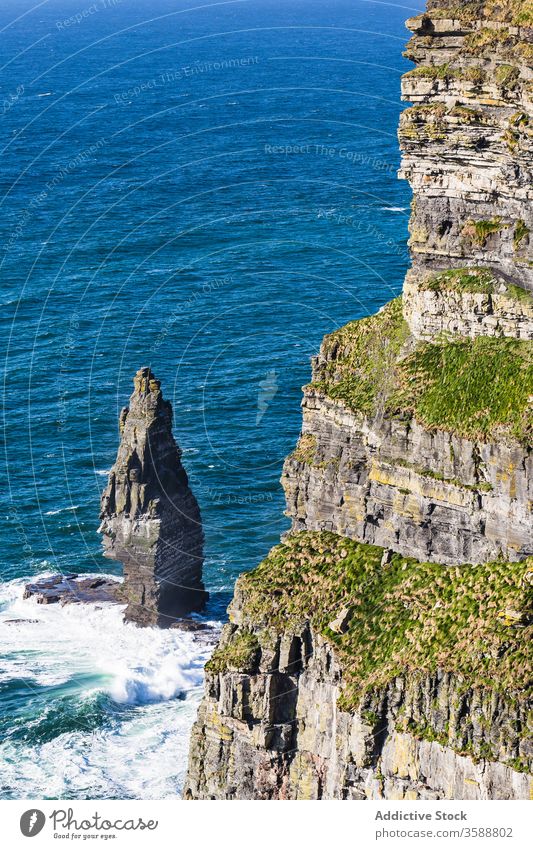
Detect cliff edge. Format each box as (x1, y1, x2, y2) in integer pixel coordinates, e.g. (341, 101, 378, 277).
(184, 0, 532, 799)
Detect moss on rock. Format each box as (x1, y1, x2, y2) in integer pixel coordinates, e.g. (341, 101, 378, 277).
(290, 433, 318, 465)
(419, 267, 532, 304)
(514, 219, 530, 251)
(426, 1, 533, 27)
(423, 267, 496, 293)
(403, 64, 487, 86)
(463, 218, 507, 247)
(207, 630, 260, 675)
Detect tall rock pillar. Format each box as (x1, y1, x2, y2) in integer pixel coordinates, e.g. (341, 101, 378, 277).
(99, 367, 207, 626)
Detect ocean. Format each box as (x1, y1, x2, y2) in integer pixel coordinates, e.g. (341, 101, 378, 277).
(0, 0, 417, 798)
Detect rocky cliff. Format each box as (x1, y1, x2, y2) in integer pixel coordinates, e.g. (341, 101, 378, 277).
(184, 0, 532, 799)
(185, 533, 532, 800)
(99, 367, 207, 626)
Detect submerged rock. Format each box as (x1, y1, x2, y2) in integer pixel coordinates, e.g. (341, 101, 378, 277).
(170, 619, 211, 632)
(99, 367, 207, 627)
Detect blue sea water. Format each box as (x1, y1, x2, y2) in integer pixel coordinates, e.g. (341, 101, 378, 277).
(0, 0, 419, 798)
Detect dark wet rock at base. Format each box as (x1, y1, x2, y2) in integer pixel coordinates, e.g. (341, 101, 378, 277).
(23, 574, 122, 606)
(20, 575, 216, 637)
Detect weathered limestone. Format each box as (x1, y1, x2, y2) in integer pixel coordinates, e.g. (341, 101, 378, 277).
(281, 0, 533, 566)
(400, 4, 533, 288)
(99, 367, 207, 626)
(185, 612, 532, 800)
(184, 1, 533, 799)
(282, 382, 532, 567)
(403, 269, 533, 340)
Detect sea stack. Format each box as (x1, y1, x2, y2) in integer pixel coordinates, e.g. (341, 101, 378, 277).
(99, 367, 207, 626)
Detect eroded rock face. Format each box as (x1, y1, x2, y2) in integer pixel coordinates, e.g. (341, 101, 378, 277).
(23, 574, 122, 606)
(403, 269, 533, 341)
(280, 0, 533, 567)
(282, 379, 532, 567)
(184, 0, 533, 799)
(400, 4, 533, 289)
(184, 603, 532, 800)
(99, 367, 207, 626)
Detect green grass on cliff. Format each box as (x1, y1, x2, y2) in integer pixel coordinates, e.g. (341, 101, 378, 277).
(311, 297, 533, 443)
(420, 267, 532, 302)
(311, 298, 410, 419)
(403, 64, 487, 85)
(463, 218, 507, 247)
(404, 64, 453, 81)
(207, 631, 260, 674)
(426, 1, 533, 27)
(397, 337, 532, 443)
(422, 267, 496, 293)
(237, 532, 532, 708)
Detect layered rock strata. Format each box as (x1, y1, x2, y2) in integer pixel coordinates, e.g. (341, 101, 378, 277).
(400, 0, 533, 288)
(281, 298, 532, 566)
(99, 367, 207, 626)
(185, 0, 532, 800)
(403, 268, 533, 340)
(281, 0, 533, 566)
(185, 533, 532, 800)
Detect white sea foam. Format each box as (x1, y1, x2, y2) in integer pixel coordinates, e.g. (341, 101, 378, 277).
(44, 504, 80, 515)
(380, 206, 408, 212)
(0, 695, 201, 798)
(0, 575, 217, 693)
(0, 575, 220, 795)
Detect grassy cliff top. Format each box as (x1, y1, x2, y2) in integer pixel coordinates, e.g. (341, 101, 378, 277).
(311, 297, 533, 444)
(417, 268, 533, 301)
(311, 298, 410, 419)
(236, 531, 532, 706)
(425, 1, 533, 26)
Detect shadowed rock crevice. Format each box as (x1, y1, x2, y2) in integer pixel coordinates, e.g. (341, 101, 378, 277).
(99, 367, 207, 626)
